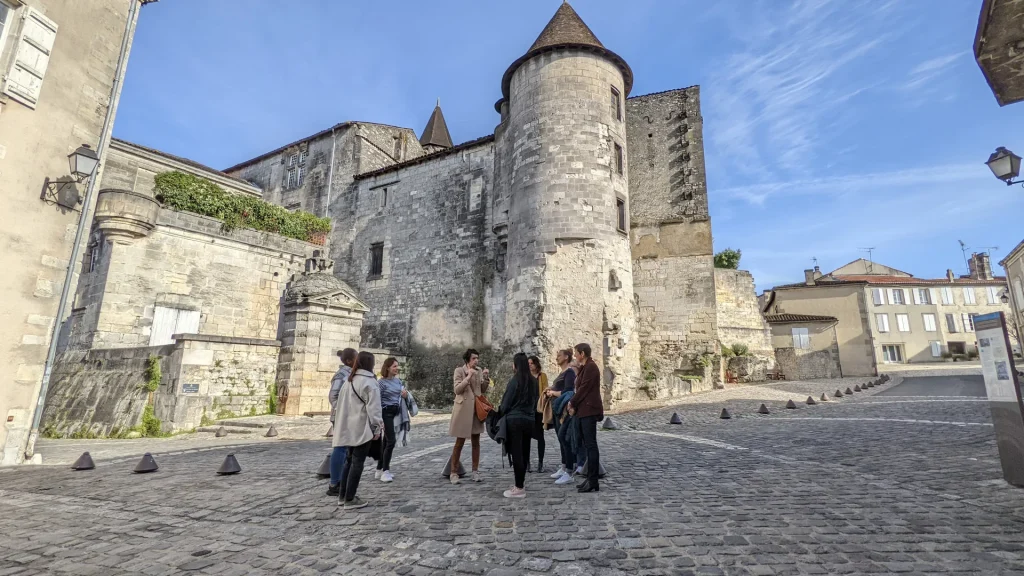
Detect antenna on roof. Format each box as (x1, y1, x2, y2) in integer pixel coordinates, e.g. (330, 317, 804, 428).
(959, 240, 970, 274)
(978, 246, 999, 256)
(858, 248, 875, 273)
(811, 256, 818, 268)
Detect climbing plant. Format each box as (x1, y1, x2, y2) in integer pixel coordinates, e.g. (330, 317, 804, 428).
(143, 355, 161, 392)
(154, 171, 331, 244)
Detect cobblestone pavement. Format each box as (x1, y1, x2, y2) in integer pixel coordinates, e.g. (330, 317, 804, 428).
(3, 375, 1024, 575)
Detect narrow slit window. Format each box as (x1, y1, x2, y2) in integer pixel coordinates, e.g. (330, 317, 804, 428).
(369, 243, 384, 278)
(616, 198, 626, 232)
(614, 143, 623, 175)
(611, 86, 621, 121)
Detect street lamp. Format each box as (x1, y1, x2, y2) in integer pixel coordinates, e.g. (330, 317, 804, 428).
(68, 144, 100, 182)
(986, 147, 1023, 186)
(1002, 290, 1011, 305)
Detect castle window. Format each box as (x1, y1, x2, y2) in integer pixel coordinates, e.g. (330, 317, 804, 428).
(611, 87, 621, 121)
(288, 153, 298, 167)
(614, 143, 623, 175)
(86, 240, 102, 273)
(379, 187, 388, 209)
(496, 241, 507, 273)
(299, 149, 307, 164)
(616, 198, 626, 232)
(369, 243, 384, 278)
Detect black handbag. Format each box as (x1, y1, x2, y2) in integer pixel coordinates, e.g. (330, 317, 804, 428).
(350, 380, 384, 461)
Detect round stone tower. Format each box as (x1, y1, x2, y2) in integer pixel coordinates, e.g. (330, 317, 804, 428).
(494, 2, 640, 403)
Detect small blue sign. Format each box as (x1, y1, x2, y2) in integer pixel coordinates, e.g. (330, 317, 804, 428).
(181, 383, 200, 394)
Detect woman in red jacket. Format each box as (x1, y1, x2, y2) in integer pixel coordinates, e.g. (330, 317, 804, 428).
(568, 342, 602, 493)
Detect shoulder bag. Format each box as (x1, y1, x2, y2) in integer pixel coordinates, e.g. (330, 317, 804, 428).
(474, 376, 494, 422)
(350, 379, 383, 461)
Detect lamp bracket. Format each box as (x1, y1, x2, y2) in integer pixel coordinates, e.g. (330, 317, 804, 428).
(40, 177, 83, 211)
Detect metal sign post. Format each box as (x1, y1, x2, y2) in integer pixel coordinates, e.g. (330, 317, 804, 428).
(975, 311, 1024, 487)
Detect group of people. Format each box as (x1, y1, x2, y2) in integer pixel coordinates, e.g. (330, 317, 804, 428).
(326, 342, 604, 508)
(326, 348, 416, 509)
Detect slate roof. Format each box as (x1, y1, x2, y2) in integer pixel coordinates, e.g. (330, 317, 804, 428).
(112, 138, 257, 190)
(764, 313, 838, 324)
(354, 134, 495, 180)
(419, 104, 453, 149)
(497, 2, 633, 111)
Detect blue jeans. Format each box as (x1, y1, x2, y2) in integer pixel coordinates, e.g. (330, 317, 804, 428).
(556, 416, 576, 470)
(329, 445, 347, 486)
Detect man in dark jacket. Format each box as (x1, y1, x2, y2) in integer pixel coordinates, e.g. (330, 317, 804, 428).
(568, 342, 602, 493)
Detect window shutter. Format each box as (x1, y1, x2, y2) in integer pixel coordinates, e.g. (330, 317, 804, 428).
(930, 288, 939, 305)
(174, 309, 200, 336)
(3, 8, 58, 109)
(887, 289, 895, 304)
(930, 341, 941, 357)
(913, 289, 921, 305)
(150, 307, 179, 346)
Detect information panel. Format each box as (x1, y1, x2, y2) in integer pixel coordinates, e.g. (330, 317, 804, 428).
(974, 311, 1024, 487)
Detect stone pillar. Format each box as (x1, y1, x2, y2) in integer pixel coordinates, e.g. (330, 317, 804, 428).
(276, 256, 366, 416)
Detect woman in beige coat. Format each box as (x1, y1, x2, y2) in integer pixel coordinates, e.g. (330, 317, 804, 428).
(448, 348, 489, 484)
(333, 351, 383, 509)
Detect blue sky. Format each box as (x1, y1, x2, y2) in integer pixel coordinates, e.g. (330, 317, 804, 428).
(114, 0, 1024, 292)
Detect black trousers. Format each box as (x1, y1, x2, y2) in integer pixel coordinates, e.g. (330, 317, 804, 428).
(340, 441, 371, 502)
(377, 406, 399, 471)
(529, 411, 545, 468)
(556, 416, 576, 469)
(506, 417, 533, 489)
(578, 415, 600, 486)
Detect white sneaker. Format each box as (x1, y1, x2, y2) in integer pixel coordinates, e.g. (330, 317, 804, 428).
(503, 487, 526, 498)
(550, 466, 566, 479)
(374, 469, 383, 480)
(555, 471, 574, 485)
(380, 471, 394, 483)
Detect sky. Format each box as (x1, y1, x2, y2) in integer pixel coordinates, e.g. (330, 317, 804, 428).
(113, 0, 1024, 292)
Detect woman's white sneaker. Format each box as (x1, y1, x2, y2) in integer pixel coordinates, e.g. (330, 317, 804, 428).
(503, 487, 526, 498)
(380, 471, 394, 483)
(550, 466, 566, 479)
(374, 470, 383, 480)
(555, 471, 574, 485)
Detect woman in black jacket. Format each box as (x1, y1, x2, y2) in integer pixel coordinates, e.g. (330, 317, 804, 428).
(500, 352, 538, 498)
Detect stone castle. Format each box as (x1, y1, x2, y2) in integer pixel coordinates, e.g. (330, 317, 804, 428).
(43, 3, 772, 435)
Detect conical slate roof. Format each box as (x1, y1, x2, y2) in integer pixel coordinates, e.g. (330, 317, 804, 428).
(419, 103, 453, 149)
(498, 2, 632, 110)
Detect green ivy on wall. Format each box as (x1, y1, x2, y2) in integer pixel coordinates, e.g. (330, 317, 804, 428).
(154, 171, 331, 244)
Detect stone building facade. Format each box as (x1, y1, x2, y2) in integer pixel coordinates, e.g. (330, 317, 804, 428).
(0, 0, 147, 464)
(715, 269, 774, 382)
(226, 3, 721, 403)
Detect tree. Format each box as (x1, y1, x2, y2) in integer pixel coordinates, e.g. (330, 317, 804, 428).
(714, 248, 741, 269)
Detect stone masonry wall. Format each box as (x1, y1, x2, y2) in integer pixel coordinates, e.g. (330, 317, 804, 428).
(627, 87, 718, 396)
(335, 140, 496, 353)
(715, 268, 775, 370)
(69, 208, 314, 349)
(155, 335, 280, 431)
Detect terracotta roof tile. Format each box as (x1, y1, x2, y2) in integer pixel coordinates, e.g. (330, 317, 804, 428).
(764, 313, 838, 324)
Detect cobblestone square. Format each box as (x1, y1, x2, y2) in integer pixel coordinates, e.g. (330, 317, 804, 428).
(3, 375, 1024, 575)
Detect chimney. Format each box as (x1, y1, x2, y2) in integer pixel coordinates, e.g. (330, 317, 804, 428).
(804, 269, 816, 286)
(968, 252, 994, 280)
(813, 265, 822, 280)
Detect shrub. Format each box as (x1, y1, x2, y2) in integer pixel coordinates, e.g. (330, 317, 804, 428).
(267, 380, 277, 415)
(720, 344, 736, 358)
(143, 356, 161, 392)
(967, 349, 980, 360)
(731, 343, 749, 357)
(154, 171, 331, 244)
(714, 248, 741, 269)
(139, 404, 163, 437)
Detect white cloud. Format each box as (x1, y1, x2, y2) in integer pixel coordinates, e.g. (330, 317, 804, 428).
(901, 52, 965, 92)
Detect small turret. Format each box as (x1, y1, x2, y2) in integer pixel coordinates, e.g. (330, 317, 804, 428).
(419, 99, 453, 154)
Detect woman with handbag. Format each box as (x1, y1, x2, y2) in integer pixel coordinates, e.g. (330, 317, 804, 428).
(499, 353, 540, 498)
(448, 348, 490, 484)
(375, 357, 407, 483)
(334, 351, 384, 509)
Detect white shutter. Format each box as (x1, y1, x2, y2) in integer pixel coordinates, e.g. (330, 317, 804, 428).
(150, 307, 179, 346)
(887, 289, 895, 304)
(913, 289, 922, 305)
(930, 288, 939, 305)
(930, 341, 941, 357)
(3, 8, 57, 109)
(174, 309, 200, 336)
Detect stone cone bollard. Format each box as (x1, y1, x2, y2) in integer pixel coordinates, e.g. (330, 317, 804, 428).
(835, 389, 844, 398)
(845, 387, 854, 395)
(71, 452, 95, 471)
(758, 403, 770, 415)
(217, 454, 241, 476)
(820, 393, 829, 402)
(442, 456, 466, 478)
(720, 408, 732, 420)
(806, 396, 817, 406)
(867, 381, 875, 388)
(215, 426, 228, 438)
(265, 425, 279, 438)
(853, 385, 861, 392)
(669, 413, 683, 425)
(316, 453, 331, 478)
(325, 425, 333, 438)
(134, 453, 158, 474)
(785, 399, 797, 409)
(602, 418, 619, 430)
(580, 459, 607, 478)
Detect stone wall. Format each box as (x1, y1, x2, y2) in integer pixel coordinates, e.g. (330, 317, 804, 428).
(68, 194, 315, 350)
(627, 87, 718, 397)
(775, 346, 842, 380)
(42, 345, 172, 438)
(715, 268, 775, 376)
(338, 139, 496, 353)
(155, 334, 280, 431)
